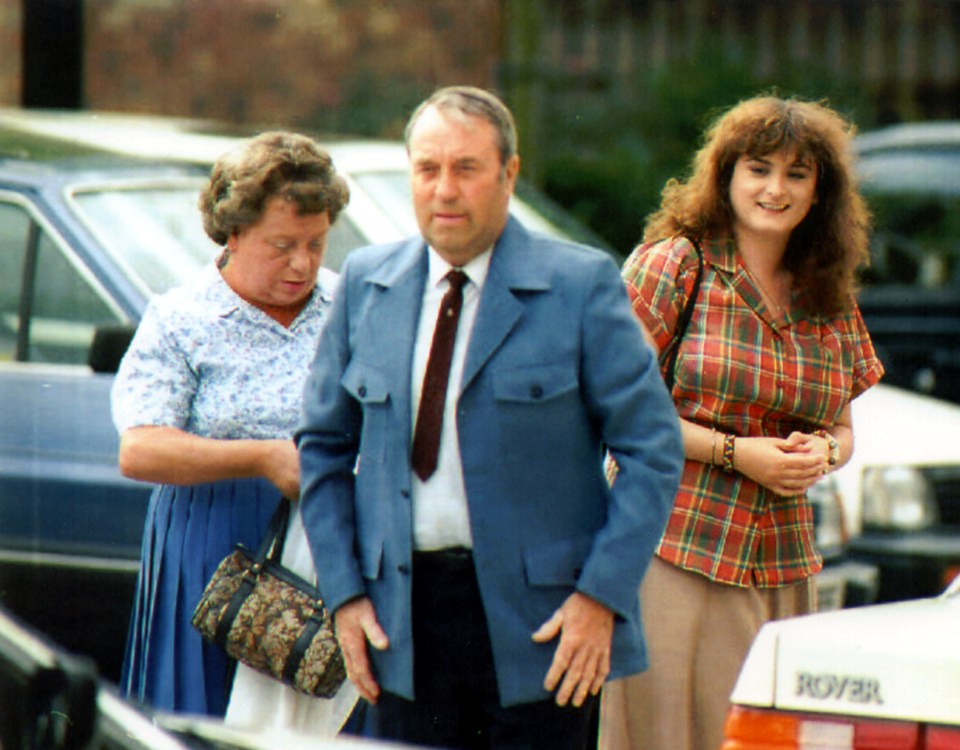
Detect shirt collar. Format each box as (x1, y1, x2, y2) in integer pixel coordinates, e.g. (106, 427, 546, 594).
(207, 261, 330, 326)
(688, 235, 738, 276)
(426, 246, 492, 291)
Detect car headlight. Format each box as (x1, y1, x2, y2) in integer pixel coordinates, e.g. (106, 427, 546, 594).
(861, 466, 939, 531)
(808, 476, 847, 555)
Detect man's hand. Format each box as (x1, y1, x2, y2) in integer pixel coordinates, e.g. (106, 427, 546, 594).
(532, 591, 614, 707)
(333, 597, 389, 704)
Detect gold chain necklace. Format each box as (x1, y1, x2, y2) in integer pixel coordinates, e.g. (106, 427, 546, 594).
(744, 264, 788, 315)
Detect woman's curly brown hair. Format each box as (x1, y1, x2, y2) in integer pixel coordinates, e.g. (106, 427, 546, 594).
(200, 131, 349, 246)
(643, 95, 871, 316)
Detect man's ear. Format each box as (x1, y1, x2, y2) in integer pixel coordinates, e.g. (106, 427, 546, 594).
(505, 154, 520, 190)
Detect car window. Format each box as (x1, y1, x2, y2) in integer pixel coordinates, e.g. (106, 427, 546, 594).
(860, 191, 960, 288)
(0, 202, 28, 360)
(857, 150, 960, 289)
(0, 199, 126, 365)
(351, 171, 420, 237)
(71, 184, 217, 296)
(72, 182, 371, 281)
(323, 214, 369, 273)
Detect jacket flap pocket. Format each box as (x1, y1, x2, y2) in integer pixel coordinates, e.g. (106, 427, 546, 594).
(342, 361, 390, 404)
(493, 363, 578, 403)
(523, 533, 594, 587)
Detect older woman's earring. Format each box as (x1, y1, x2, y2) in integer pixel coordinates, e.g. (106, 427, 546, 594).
(216, 247, 231, 269)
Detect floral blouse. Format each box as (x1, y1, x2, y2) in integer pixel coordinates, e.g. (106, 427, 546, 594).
(112, 263, 337, 440)
(623, 236, 884, 588)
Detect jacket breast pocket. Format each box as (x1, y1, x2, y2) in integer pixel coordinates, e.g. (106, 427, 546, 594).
(492, 363, 582, 461)
(342, 361, 391, 464)
(492, 363, 579, 404)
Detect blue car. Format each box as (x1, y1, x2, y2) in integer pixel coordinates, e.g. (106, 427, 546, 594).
(0, 123, 216, 681)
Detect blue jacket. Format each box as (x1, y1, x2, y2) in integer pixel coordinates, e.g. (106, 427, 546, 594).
(297, 218, 683, 707)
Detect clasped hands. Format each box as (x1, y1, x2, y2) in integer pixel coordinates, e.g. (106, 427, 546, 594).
(735, 431, 834, 497)
(334, 590, 614, 707)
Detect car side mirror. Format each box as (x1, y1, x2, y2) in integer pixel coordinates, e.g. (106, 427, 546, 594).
(88, 324, 137, 374)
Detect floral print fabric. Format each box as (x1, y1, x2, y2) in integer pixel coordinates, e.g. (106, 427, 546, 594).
(112, 263, 337, 439)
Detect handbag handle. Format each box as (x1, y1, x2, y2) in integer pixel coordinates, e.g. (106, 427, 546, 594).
(212, 498, 293, 648)
(257, 498, 292, 565)
(659, 238, 704, 392)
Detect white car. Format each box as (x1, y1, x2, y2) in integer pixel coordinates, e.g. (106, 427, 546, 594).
(822, 384, 960, 604)
(723, 575, 960, 749)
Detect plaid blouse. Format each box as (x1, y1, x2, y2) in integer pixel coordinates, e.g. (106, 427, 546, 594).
(623, 236, 884, 587)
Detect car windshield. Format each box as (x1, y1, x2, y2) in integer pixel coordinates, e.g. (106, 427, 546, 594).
(350, 171, 420, 235)
(67, 169, 612, 299)
(71, 182, 217, 296)
(858, 150, 960, 289)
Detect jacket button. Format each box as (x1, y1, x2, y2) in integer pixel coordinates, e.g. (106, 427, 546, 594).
(398, 564, 411, 575)
(358, 385, 367, 397)
(530, 385, 544, 399)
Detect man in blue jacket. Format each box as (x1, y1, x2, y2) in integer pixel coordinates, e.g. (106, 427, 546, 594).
(297, 85, 683, 749)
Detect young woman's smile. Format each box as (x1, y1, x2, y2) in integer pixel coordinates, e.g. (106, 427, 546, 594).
(730, 150, 818, 243)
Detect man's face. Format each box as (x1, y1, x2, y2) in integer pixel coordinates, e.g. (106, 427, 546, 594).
(407, 105, 519, 266)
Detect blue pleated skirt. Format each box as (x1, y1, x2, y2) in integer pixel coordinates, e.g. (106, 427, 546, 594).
(120, 477, 281, 715)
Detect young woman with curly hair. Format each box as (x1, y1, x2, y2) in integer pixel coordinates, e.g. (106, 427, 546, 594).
(599, 96, 884, 750)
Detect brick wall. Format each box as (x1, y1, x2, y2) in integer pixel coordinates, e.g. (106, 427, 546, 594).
(2, 1, 959, 135)
(81, 0, 502, 136)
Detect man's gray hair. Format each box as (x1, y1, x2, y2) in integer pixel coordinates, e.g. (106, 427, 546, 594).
(404, 85, 518, 165)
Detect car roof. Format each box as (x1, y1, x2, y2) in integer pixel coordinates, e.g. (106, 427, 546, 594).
(0, 107, 417, 223)
(0, 113, 218, 190)
(855, 121, 960, 154)
(0, 107, 407, 171)
(854, 121, 960, 196)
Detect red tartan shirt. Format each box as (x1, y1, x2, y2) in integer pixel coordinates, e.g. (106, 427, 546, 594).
(623, 236, 884, 587)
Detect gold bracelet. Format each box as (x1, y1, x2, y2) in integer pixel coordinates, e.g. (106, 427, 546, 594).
(721, 433, 736, 473)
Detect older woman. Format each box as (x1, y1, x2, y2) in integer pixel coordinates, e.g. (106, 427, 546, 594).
(113, 131, 349, 718)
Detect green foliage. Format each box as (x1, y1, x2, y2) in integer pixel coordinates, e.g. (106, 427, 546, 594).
(536, 45, 877, 255)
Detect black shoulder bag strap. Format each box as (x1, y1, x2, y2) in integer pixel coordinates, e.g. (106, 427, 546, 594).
(659, 238, 704, 392)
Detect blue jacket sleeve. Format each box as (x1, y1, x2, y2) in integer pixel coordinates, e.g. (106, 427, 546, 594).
(574, 254, 684, 619)
(295, 269, 366, 614)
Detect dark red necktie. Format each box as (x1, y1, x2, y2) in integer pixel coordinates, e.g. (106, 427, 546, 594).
(411, 269, 468, 481)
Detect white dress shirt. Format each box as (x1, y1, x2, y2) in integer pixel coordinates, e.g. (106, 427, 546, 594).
(410, 247, 491, 550)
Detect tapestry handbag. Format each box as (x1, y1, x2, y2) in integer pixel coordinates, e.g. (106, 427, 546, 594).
(191, 499, 346, 698)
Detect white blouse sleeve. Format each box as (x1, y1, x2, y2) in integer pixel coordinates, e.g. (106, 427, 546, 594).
(110, 298, 198, 434)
